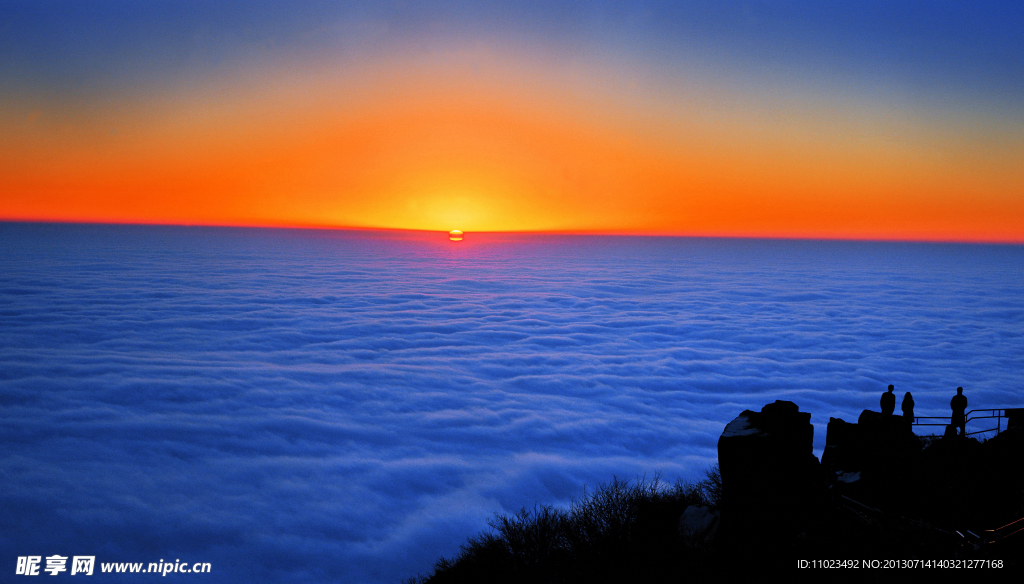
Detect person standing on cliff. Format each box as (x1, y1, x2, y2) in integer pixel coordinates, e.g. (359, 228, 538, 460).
(950, 387, 968, 436)
(901, 392, 915, 432)
(880, 384, 896, 415)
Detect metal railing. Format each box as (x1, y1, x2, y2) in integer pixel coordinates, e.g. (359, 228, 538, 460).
(965, 409, 1008, 436)
(984, 516, 1024, 543)
(911, 408, 1012, 436)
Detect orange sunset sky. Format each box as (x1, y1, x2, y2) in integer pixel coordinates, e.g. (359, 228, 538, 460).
(2, 2, 1022, 242)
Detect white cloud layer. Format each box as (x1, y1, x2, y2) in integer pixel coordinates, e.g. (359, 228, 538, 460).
(1, 224, 1021, 582)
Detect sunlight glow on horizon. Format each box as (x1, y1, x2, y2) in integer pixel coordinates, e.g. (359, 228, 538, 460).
(2, 5, 1022, 244)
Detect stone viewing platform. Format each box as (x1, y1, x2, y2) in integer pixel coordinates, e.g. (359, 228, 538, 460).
(717, 400, 1024, 559)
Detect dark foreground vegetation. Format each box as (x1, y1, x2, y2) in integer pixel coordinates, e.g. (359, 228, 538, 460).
(404, 470, 722, 584)
(407, 402, 1024, 583)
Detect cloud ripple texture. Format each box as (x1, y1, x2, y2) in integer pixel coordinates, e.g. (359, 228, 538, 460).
(1, 224, 1021, 583)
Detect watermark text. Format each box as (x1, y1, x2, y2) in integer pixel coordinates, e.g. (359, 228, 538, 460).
(17, 556, 211, 576)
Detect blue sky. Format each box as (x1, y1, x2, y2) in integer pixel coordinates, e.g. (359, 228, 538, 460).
(3, 0, 1021, 107)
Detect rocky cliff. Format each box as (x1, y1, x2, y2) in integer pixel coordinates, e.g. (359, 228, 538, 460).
(717, 400, 1024, 561)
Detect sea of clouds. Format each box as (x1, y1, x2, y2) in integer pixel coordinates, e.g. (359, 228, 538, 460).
(1, 223, 1021, 582)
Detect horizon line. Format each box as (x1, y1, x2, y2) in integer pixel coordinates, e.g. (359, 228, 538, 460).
(2, 217, 1022, 246)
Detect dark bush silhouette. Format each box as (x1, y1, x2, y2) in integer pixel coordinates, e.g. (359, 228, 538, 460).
(408, 469, 722, 584)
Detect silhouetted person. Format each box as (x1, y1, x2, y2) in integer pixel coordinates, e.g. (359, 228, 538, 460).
(880, 384, 896, 415)
(950, 386, 967, 437)
(901, 392, 915, 427)
(943, 423, 958, 440)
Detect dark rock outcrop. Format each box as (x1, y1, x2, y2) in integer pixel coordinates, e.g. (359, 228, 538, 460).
(822, 416, 860, 470)
(677, 505, 719, 544)
(717, 400, 820, 540)
(1007, 408, 1024, 430)
(825, 409, 922, 501)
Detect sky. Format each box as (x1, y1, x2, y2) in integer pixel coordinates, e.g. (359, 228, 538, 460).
(1, 1, 1023, 241)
